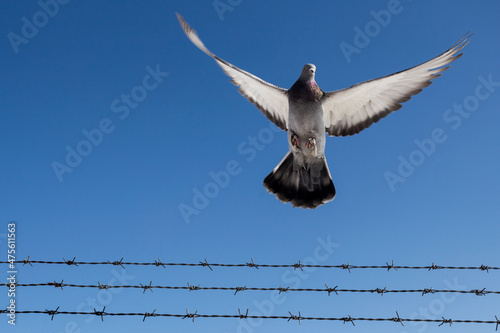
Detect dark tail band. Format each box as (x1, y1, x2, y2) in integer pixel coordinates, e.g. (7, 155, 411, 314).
(263, 152, 335, 209)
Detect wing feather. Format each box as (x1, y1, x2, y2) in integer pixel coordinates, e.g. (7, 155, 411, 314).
(177, 13, 289, 130)
(322, 33, 472, 136)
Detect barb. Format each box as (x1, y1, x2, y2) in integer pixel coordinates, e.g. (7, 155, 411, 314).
(438, 316, 453, 327)
(140, 281, 153, 294)
(343, 315, 355, 326)
(107, 258, 125, 269)
(48, 280, 64, 290)
(278, 285, 289, 294)
(341, 263, 352, 273)
(94, 306, 106, 321)
(474, 288, 487, 296)
(373, 287, 387, 296)
(23, 256, 33, 267)
(4, 257, 498, 272)
(11, 281, 500, 296)
(200, 258, 213, 271)
(143, 309, 156, 322)
(293, 260, 303, 271)
(3, 280, 17, 288)
(386, 260, 397, 271)
(288, 311, 302, 324)
(246, 257, 259, 269)
(187, 283, 200, 292)
(325, 284, 338, 296)
(45, 306, 59, 321)
(234, 286, 246, 295)
(422, 287, 434, 295)
(392, 311, 404, 326)
(97, 281, 109, 290)
(183, 308, 198, 322)
(154, 258, 166, 268)
(429, 262, 442, 270)
(63, 257, 78, 266)
(238, 308, 248, 319)
(9, 308, 500, 328)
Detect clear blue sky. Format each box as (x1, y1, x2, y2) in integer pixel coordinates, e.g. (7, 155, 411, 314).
(1, 1, 500, 332)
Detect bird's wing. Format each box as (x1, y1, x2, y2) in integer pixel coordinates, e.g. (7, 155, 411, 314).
(177, 13, 289, 131)
(322, 33, 471, 136)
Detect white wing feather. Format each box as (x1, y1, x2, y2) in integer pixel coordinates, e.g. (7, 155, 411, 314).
(322, 33, 472, 136)
(177, 14, 289, 130)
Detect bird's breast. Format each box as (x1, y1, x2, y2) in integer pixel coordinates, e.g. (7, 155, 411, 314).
(289, 81, 323, 103)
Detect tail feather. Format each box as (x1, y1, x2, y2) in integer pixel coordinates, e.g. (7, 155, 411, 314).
(263, 152, 336, 208)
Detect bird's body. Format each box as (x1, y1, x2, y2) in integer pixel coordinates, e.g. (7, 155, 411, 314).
(267, 64, 335, 208)
(176, 13, 471, 208)
(288, 67, 325, 162)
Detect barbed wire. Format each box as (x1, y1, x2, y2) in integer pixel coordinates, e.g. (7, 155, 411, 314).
(6, 281, 499, 296)
(5, 258, 499, 329)
(3, 308, 499, 329)
(2, 257, 498, 272)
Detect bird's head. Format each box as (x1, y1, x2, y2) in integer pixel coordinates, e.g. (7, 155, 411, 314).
(299, 63, 316, 81)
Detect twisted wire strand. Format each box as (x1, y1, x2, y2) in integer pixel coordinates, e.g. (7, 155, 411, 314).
(7, 281, 498, 296)
(3, 308, 499, 329)
(2, 257, 498, 272)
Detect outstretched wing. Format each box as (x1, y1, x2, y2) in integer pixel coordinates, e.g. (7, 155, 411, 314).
(322, 33, 472, 136)
(177, 13, 289, 131)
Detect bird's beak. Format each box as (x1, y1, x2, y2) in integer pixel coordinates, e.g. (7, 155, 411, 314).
(309, 68, 315, 73)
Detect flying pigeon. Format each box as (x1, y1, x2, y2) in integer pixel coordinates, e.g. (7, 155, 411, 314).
(176, 13, 470, 209)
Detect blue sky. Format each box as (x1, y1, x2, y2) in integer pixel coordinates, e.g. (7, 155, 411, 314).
(1, 1, 500, 332)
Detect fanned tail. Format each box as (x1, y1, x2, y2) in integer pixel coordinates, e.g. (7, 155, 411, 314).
(263, 152, 335, 209)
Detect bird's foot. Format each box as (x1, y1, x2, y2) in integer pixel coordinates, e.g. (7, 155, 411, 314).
(305, 137, 317, 157)
(305, 137, 316, 149)
(291, 134, 300, 150)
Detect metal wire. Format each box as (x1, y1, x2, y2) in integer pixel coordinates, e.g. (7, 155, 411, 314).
(7, 281, 499, 296)
(3, 308, 499, 329)
(2, 257, 498, 272)
(4, 257, 499, 329)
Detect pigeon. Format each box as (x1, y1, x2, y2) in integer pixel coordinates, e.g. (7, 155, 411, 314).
(176, 13, 471, 209)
